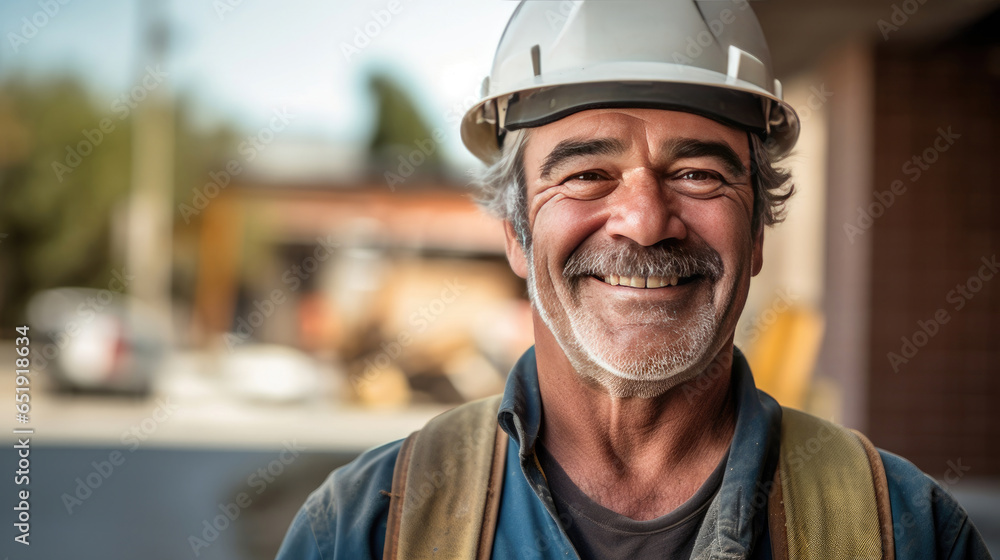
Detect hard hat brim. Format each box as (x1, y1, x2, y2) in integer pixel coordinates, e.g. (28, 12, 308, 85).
(461, 81, 799, 163)
(504, 82, 769, 135)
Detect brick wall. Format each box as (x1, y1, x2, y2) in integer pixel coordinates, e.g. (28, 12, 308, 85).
(867, 12, 1000, 477)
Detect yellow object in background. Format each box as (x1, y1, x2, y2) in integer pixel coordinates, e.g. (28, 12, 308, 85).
(744, 305, 825, 411)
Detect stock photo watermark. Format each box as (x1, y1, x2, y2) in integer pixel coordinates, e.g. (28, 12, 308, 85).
(383, 127, 447, 191)
(187, 440, 306, 557)
(60, 397, 182, 514)
(878, 0, 933, 41)
(224, 235, 340, 351)
(542, 0, 577, 31)
(887, 254, 998, 372)
(13, 436, 32, 545)
(213, 0, 251, 21)
(670, 0, 752, 65)
(844, 126, 960, 244)
(6, 0, 73, 54)
(383, 88, 481, 191)
(179, 105, 296, 223)
(351, 278, 467, 390)
(33, 269, 135, 373)
(892, 457, 971, 542)
(51, 64, 169, 183)
(340, 0, 411, 63)
(681, 357, 730, 404)
(740, 287, 799, 346)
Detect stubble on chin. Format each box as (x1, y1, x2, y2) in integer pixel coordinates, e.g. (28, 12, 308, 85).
(527, 252, 726, 399)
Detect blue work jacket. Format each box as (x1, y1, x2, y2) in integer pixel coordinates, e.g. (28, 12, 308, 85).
(275, 347, 991, 559)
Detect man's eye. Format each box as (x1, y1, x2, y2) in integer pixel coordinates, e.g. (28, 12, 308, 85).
(679, 170, 721, 182)
(557, 170, 616, 200)
(671, 169, 729, 194)
(564, 171, 607, 183)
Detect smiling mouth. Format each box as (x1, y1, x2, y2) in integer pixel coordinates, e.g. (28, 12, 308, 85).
(594, 274, 700, 289)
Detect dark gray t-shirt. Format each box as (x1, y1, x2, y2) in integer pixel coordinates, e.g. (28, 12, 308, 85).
(535, 443, 728, 560)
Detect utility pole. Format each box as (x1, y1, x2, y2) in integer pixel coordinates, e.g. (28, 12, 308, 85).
(124, 0, 174, 332)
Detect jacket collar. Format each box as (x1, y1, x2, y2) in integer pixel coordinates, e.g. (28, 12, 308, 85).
(498, 346, 543, 459)
(497, 345, 782, 556)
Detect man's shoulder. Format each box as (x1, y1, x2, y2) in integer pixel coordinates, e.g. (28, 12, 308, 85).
(877, 449, 991, 559)
(276, 439, 403, 560)
(305, 438, 402, 513)
(774, 407, 990, 558)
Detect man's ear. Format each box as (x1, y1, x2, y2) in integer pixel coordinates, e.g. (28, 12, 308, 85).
(751, 225, 764, 277)
(503, 221, 529, 279)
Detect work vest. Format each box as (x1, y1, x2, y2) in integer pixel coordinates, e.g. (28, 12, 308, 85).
(383, 395, 895, 560)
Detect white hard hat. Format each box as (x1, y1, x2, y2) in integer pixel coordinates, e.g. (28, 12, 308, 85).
(461, 0, 800, 163)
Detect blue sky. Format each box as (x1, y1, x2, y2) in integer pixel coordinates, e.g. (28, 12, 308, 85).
(0, 0, 519, 164)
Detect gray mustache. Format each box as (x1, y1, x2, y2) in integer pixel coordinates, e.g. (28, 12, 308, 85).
(563, 241, 723, 282)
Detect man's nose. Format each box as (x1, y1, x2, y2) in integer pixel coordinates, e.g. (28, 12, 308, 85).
(604, 168, 686, 247)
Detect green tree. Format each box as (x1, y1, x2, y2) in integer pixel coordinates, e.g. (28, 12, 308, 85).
(0, 76, 133, 326)
(366, 72, 443, 181)
(0, 75, 238, 327)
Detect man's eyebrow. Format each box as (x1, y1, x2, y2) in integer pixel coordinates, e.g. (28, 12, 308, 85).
(661, 138, 748, 178)
(539, 138, 628, 180)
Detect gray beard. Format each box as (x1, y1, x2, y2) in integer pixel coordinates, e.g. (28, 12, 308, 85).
(525, 246, 723, 399)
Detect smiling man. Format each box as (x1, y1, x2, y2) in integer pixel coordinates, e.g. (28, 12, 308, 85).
(516, 110, 754, 399)
(276, 2, 991, 559)
(506, 109, 761, 526)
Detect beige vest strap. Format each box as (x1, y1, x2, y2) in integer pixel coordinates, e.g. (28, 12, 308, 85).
(768, 407, 895, 560)
(386, 399, 894, 560)
(383, 395, 507, 560)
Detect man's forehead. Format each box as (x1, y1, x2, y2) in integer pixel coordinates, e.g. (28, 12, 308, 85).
(521, 108, 752, 182)
(523, 108, 750, 160)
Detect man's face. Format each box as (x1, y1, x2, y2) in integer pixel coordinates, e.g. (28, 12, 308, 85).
(505, 108, 763, 398)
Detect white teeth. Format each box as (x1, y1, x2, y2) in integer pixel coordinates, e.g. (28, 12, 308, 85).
(600, 275, 684, 288)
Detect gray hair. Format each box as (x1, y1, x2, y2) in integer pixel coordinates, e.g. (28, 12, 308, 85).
(475, 128, 794, 246)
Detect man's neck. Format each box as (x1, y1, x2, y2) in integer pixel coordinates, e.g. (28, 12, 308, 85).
(534, 323, 737, 521)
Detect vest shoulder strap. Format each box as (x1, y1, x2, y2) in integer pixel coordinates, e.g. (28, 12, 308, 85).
(383, 395, 506, 560)
(768, 406, 895, 560)
(384, 399, 895, 560)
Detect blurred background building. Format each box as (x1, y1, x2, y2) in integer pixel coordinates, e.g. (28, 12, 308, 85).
(0, 1, 997, 558)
